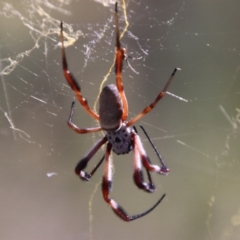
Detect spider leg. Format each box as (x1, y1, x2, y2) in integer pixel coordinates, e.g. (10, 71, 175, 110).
(127, 68, 179, 127)
(139, 125, 168, 170)
(133, 132, 169, 175)
(68, 101, 102, 134)
(102, 142, 166, 222)
(132, 141, 156, 193)
(75, 136, 108, 181)
(60, 22, 100, 120)
(131, 127, 156, 192)
(115, 2, 128, 121)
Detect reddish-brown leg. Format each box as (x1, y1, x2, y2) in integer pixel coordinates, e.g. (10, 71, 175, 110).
(133, 133, 169, 175)
(75, 136, 108, 181)
(132, 135, 156, 193)
(60, 22, 100, 120)
(127, 68, 179, 127)
(115, 3, 128, 121)
(139, 125, 168, 170)
(102, 142, 166, 222)
(68, 101, 102, 134)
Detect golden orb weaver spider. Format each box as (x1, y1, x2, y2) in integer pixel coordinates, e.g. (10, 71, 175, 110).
(60, 2, 179, 222)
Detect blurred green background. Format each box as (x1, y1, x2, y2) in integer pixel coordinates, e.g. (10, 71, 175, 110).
(0, 0, 240, 239)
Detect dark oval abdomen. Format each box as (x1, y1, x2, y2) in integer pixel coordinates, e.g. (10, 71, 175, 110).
(99, 84, 123, 131)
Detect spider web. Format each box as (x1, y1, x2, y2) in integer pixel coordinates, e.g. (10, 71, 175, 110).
(0, 0, 240, 239)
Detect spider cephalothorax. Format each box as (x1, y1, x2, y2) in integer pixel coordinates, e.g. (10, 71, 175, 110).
(106, 123, 133, 155)
(60, 2, 179, 221)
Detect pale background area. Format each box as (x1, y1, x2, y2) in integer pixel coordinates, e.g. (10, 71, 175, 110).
(0, 0, 240, 239)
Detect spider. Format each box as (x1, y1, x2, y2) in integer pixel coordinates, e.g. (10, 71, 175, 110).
(60, 2, 179, 222)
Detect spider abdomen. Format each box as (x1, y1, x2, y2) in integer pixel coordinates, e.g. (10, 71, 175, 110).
(106, 123, 133, 155)
(99, 84, 123, 131)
